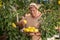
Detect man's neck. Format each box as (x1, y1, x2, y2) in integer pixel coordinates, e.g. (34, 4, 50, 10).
(32, 11, 40, 18)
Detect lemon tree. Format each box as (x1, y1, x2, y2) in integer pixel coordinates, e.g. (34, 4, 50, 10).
(0, 0, 30, 40)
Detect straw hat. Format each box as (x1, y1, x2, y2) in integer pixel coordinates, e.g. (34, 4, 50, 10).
(29, 3, 39, 9)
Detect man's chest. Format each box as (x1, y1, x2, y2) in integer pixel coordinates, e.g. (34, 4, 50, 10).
(24, 16, 40, 27)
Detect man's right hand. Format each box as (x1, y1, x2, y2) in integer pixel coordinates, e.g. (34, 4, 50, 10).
(16, 20, 26, 29)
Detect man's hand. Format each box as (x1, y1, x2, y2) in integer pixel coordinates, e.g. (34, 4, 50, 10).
(29, 32, 35, 36)
(29, 32, 41, 36)
(16, 20, 26, 29)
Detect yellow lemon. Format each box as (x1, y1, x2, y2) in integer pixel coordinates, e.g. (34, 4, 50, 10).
(23, 20, 27, 24)
(34, 29, 39, 32)
(28, 26, 32, 30)
(23, 28, 29, 32)
(25, 29, 30, 32)
(0, 1, 3, 7)
(58, 1, 60, 4)
(0, 4, 2, 7)
(28, 26, 31, 29)
(27, 26, 36, 32)
(29, 29, 34, 32)
(12, 23, 16, 28)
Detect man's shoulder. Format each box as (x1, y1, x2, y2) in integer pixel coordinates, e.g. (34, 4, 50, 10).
(38, 11, 42, 18)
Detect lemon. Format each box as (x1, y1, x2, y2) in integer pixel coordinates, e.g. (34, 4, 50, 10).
(28, 26, 32, 30)
(28, 26, 31, 29)
(0, 1, 3, 7)
(23, 28, 29, 32)
(0, 4, 2, 7)
(58, 1, 60, 4)
(12, 23, 16, 28)
(29, 29, 34, 32)
(34, 29, 39, 32)
(23, 20, 27, 24)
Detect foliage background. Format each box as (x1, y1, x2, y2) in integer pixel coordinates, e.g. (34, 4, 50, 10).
(0, 0, 60, 40)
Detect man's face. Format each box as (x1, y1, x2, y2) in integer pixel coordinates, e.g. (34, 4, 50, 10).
(29, 6, 37, 17)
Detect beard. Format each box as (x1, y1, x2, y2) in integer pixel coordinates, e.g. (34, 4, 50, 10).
(31, 13, 36, 18)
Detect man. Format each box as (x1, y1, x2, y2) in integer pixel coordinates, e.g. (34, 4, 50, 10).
(17, 3, 42, 40)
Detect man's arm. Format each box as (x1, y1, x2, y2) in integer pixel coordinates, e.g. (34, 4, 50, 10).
(16, 16, 26, 29)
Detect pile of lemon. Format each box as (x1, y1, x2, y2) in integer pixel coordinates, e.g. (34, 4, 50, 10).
(23, 26, 39, 33)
